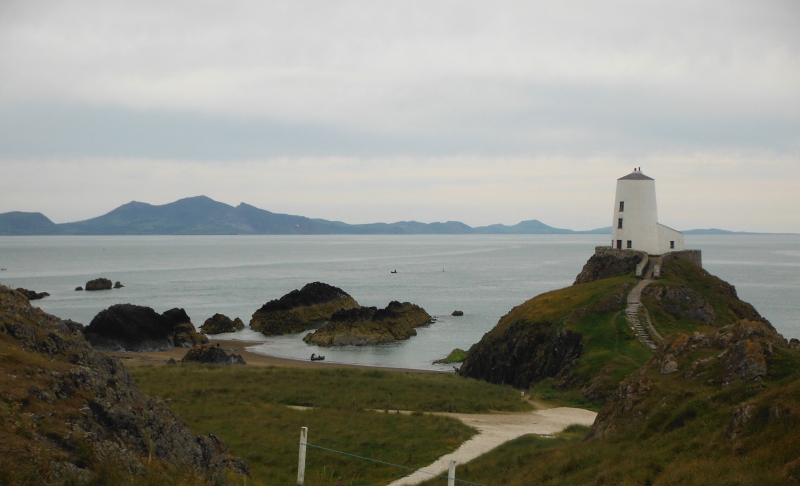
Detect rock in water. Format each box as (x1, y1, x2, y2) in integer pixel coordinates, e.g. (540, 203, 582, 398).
(163, 307, 209, 348)
(75, 286, 83, 291)
(84, 304, 208, 351)
(250, 282, 359, 336)
(182, 343, 246, 365)
(304, 301, 432, 346)
(85, 277, 113, 291)
(433, 348, 467, 364)
(0, 284, 249, 480)
(114, 281, 124, 288)
(452, 310, 464, 316)
(201, 313, 246, 334)
(14, 287, 50, 300)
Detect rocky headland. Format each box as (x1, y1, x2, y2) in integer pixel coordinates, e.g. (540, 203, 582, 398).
(0, 284, 248, 482)
(453, 248, 800, 484)
(83, 304, 208, 352)
(460, 248, 769, 403)
(15, 287, 50, 300)
(303, 301, 433, 346)
(200, 313, 245, 334)
(250, 282, 359, 336)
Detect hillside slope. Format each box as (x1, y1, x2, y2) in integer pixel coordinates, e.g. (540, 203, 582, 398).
(0, 285, 248, 483)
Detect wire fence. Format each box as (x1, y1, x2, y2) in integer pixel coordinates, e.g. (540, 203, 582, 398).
(299, 441, 489, 486)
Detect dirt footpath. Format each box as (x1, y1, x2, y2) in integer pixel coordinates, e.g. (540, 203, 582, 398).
(386, 407, 598, 486)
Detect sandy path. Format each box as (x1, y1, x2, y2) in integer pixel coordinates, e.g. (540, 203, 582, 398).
(386, 407, 597, 486)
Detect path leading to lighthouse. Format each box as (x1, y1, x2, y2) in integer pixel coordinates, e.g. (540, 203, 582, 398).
(385, 407, 597, 486)
(625, 257, 663, 349)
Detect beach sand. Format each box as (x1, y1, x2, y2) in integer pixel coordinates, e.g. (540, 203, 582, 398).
(104, 339, 445, 374)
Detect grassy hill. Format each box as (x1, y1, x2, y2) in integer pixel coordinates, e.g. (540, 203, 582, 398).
(437, 252, 800, 485)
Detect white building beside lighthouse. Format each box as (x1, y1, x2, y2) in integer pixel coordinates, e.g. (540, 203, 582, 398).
(611, 170, 683, 255)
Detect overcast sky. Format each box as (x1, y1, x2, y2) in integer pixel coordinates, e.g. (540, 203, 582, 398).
(1, 0, 798, 231)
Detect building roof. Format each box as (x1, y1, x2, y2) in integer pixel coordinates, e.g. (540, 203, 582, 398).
(618, 171, 654, 180)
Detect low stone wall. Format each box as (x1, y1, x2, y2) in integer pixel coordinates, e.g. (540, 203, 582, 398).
(594, 246, 701, 268)
(662, 249, 702, 268)
(593, 246, 648, 260)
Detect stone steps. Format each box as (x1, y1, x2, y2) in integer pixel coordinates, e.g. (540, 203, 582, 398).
(625, 301, 657, 349)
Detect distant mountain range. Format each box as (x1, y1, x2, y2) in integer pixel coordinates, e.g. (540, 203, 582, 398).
(0, 196, 789, 236)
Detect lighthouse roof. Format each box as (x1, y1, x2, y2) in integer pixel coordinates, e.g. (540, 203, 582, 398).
(618, 171, 654, 181)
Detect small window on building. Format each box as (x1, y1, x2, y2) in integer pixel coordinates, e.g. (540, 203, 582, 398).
(670, 240, 675, 249)
(619, 201, 624, 212)
(616, 240, 622, 249)
(627, 240, 632, 249)
(618, 218, 623, 229)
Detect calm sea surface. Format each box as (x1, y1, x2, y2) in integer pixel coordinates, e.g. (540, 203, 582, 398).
(1, 235, 798, 370)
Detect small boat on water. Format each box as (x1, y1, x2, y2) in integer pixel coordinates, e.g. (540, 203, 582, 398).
(391, 270, 397, 273)
(310, 353, 325, 361)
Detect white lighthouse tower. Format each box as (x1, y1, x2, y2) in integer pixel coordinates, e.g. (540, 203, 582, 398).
(611, 170, 683, 255)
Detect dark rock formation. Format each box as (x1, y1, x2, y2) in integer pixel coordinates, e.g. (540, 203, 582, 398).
(642, 285, 717, 324)
(85, 277, 113, 291)
(114, 281, 124, 288)
(303, 301, 432, 346)
(587, 319, 786, 440)
(201, 313, 246, 334)
(182, 343, 246, 365)
(15, 287, 50, 300)
(64, 319, 85, 333)
(452, 310, 464, 316)
(0, 284, 249, 480)
(250, 282, 359, 335)
(163, 307, 209, 348)
(83, 304, 208, 352)
(573, 247, 646, 284)
(75, 286, 83, 291)
(460, 319, 585, 388)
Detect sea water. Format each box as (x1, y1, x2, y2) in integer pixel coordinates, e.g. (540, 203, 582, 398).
(0, 235, 798, 371)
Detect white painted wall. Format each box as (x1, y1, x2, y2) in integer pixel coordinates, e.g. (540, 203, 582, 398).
(611, 172, 683, 255)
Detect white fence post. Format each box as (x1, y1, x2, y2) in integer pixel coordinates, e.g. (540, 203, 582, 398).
(448, 460, 457, 486)
(297, 427, 308, 486)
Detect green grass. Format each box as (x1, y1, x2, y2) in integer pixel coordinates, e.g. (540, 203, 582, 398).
(131, 364, 534, 486)
(418, 333, 800, 486)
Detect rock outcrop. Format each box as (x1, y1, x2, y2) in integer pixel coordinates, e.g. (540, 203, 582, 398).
(182, 343, 246, 365)
(0, 284, 248, 481)
(641, 285, 717, 324)
(303, 301, 433, 346)
(114, 281, 124, 288)
(452, 310, 464, 316)
(85, 278, 113, 291)
(201, 313, 246, 334)
(83, 304, 208, 352)
(573, 247, 646, 285)
(250, 282, 359, 336)
(587, 319, 786, 440)
(15, 287, 50, 300)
